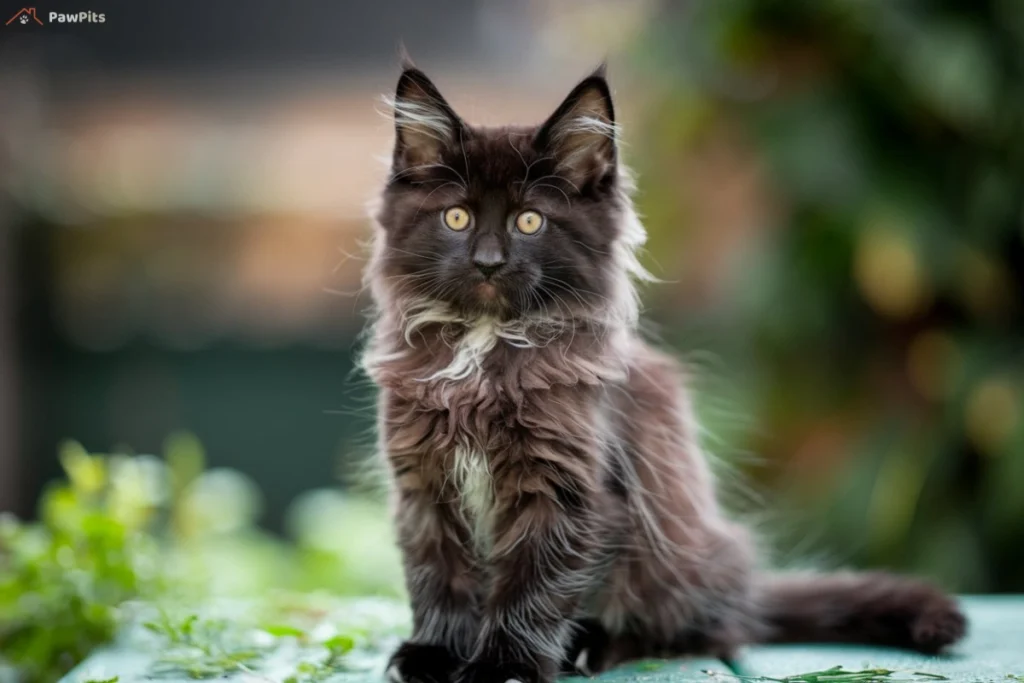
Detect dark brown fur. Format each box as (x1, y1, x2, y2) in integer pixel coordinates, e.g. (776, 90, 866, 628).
(362, 65, 966, 683)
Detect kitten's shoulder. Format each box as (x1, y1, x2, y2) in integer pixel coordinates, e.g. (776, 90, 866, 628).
(622, 337, 696, 404)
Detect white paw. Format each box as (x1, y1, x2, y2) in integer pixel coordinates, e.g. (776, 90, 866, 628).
(387, 665, 405, 683)
(503, 679, 523, 683)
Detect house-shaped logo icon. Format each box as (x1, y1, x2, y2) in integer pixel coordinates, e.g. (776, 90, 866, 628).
(6, 7, 44, 25)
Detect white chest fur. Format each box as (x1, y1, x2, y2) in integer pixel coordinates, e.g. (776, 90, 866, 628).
(452, 446, 494, 551)
(427, 317, 500, 382)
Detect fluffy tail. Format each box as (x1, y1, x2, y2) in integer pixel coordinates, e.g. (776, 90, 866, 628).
(756, 571, 967, 654)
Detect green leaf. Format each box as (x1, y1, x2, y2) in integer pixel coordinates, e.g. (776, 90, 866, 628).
(180, 614, 198, 637)
(323, 634, 355, 654)
(262, 624, 307, 638)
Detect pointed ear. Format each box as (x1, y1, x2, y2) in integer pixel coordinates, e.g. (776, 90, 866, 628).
(534, 69, 617, 190)
(391, 68, 464, 172)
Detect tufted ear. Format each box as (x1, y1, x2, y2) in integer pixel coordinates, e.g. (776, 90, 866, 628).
(534, 66, 617, 191)
(391, 67, 465, 173)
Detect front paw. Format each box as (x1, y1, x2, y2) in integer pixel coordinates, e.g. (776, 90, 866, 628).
(561, 619, 610, 676)
(387, 642, 461, 683)
(457, 659, 545, 683)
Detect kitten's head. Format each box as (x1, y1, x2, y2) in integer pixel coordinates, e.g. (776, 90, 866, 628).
(372, 65, 644, 326)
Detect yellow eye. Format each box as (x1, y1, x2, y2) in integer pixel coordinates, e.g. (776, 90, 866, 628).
(515, 210, 544, 235)
(443, 206, 471, 231)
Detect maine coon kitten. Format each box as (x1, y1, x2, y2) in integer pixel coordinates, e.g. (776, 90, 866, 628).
(362, 64, 967, 683)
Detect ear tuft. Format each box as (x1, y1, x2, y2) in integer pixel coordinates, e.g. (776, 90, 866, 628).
(391, 68, 462, 172)
(397, 42, 415, 72)
(535, 73, 617, 191)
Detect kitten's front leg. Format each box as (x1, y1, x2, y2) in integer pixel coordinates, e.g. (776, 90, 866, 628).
(459, 457, 601, 683)
(388, 486, 481, 683)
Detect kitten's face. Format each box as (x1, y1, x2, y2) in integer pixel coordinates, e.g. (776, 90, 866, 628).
(376, 68, 622, 319)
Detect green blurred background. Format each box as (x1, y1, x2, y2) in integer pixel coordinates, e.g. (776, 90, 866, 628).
(2, 0, 1023, 636)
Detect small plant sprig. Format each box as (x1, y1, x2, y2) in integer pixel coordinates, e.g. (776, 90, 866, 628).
(702, 666, 949, 683)
(140, 606, 380, 681)
(283, 635, 357, 683)
(144, 611, 267, 679)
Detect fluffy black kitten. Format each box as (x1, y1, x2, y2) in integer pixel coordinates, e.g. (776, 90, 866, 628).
(361, 64, 966, 683)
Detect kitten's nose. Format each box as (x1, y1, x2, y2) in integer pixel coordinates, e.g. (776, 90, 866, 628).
(474, 259, 504, 278)
(472, 240, 506, 278)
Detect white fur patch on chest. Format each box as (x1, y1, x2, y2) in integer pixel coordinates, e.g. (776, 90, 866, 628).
(452, 446, 494, 550)
(428, 317, 500, 382)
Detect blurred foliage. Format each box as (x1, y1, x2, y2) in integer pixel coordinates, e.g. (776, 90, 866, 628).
(64, 597, 408, 683)
(0, 447, 162, 683)
(0, 436, 403, 683)
(134, 605, 403, 682)
(630, 0, 1024, 590)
